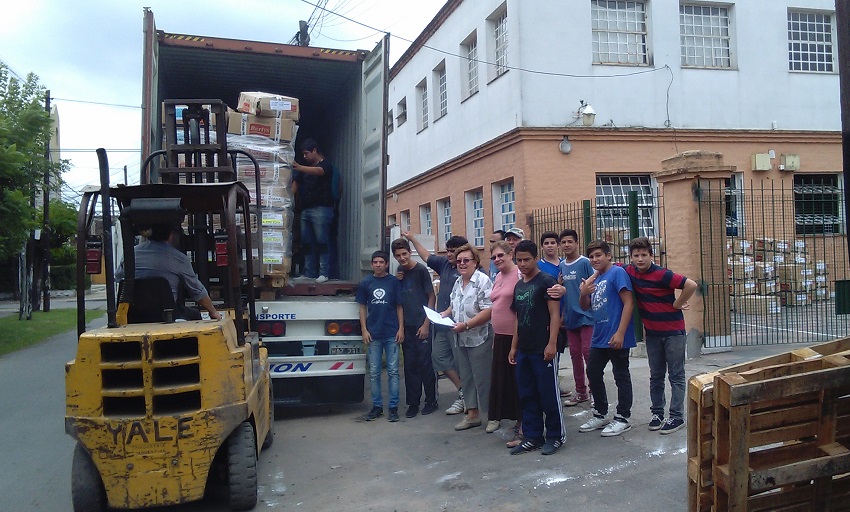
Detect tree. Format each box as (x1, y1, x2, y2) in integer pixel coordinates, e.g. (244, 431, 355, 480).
(0, 63, 66, 261)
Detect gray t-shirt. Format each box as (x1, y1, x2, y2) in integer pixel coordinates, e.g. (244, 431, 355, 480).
(135, 239, 208, 302)
(399, 262, 434, 327)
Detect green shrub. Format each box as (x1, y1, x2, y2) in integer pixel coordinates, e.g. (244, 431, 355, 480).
(51, 264, 90, 290)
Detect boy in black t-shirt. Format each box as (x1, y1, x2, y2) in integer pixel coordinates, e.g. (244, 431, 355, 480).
(508, 241, 565, 455)
(391, 238, 438, 418)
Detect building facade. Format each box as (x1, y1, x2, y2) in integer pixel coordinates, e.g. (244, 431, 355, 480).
(386, 0, 841, 253)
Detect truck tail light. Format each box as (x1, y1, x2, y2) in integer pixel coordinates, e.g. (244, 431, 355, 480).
(257, 321, 286, 337)
(86, 238, 102, 275)
(325, 321, 361, 336)
(215, 233, 228, 267)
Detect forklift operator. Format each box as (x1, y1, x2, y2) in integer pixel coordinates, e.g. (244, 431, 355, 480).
(135, 223, 222, 320)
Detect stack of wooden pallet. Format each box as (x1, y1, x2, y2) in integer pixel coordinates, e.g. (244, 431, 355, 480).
(688, 338, 850, 511)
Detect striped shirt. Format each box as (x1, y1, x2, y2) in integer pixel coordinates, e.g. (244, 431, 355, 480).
(624, 263, 688, 336)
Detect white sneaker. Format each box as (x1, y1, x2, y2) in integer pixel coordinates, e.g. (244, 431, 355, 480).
(445, 397, 465, 415)
(601, 416, 632, 437)
(315, 275, 329, 284)
(579, 415, 610, 432)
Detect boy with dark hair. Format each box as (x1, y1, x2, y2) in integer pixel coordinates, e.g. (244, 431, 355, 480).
(625, 237, 698, 434)
(402, 231, 468, 414)
(537, 231, 561, 279)
(357, 250, 404, 422)
(557, 229, 595, 406)
(391, 238, 438, 418)
(292, 137, 334, 283)
(508, 240, 565, 455)
(578, 240, 636, 437)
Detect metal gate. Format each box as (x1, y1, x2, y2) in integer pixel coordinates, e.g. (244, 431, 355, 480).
(530, 190, 667, 268)
(697, 177, 850, 347)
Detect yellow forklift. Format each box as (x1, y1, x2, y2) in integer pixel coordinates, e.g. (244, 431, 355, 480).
(66, 101, 272, 511)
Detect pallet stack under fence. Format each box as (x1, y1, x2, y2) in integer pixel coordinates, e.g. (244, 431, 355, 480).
(688, 337, 850, 511)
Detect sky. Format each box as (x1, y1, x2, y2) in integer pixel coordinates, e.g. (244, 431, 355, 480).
(0, 0, 446, 204)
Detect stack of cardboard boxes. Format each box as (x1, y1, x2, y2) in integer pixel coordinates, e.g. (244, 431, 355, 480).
(728, 237, 830, 314)
(228, 92, 300, 280)
(161, 92, 301, 281)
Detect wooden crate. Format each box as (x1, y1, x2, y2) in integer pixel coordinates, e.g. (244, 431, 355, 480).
(687, 337, 850, 512)
(713, 355, 850, 510)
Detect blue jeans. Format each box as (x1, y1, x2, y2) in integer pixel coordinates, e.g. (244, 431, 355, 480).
(300, 205, 333, 278)
(645, 333, 686, 420)
(367, 337, 400, 409)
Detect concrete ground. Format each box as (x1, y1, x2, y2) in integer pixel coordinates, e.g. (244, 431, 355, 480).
(0, 286, 828, 511)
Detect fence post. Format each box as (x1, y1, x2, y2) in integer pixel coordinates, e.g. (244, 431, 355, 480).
(582, 200, 592, 248)
(627, 191, 644, 342)
(654, 151, 736, 355)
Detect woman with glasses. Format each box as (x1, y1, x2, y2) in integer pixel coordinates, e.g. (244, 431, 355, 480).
(487, 240, 524, 447)
(441, 243, 493, 431)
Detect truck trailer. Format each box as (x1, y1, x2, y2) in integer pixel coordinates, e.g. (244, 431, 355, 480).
(141, 8, 388, 406)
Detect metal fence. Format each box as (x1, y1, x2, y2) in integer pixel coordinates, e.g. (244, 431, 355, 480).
(531, 176, 850, 349)
(698, 177, 850, 348)
(529, 190, 667, 268)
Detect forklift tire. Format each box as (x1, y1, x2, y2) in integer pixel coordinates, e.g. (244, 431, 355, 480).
(227, 421, 258, 511)
(72, 443, 107, 512)
(262, 383, 275, 450)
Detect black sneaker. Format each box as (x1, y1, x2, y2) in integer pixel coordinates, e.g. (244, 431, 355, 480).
(648, 414, 665, 431)
(405, 406, 419, 418)
(509, 439, 543, 455)
(388, 407, 400, 422)
(659, 417, 685, 434)
(421, 402, 438, 415)
(365, 406, 383, 421)
(541, 439, 564, 456)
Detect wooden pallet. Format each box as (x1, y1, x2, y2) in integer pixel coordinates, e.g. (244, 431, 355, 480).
(687, 337, 850, 512)
(713, 355, 850, 510)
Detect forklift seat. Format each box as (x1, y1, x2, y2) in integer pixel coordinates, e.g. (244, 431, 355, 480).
(125, 278, 176, 324)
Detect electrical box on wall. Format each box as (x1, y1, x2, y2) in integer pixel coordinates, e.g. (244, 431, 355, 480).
(751, 153, 772, 171)
(780, 154, 800, 172)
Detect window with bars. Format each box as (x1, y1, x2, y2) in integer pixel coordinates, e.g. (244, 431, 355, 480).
(416, 79, 428, 131)
(725, 173, 744, 237)
(466, 190, 485, 247)
(434, 62, 448, 119)
(400, 210, 410, 233)
(462, 33, 479, 98)
(592, 0, 649, 65)
(396, 98, 407, 126)
(420, 204, 432, 236)
(437, 198, 452, 244)
(494, 9, 508, 76)
(493, 180, 516, 231)
(595, 175, 656, 237)
(794, 174, 844, 235)
(787, 10, 835, 73)
(680, 4, 732, 68)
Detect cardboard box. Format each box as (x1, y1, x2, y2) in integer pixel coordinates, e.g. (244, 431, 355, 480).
(237, 91, 300, 120)
(735, 295, 782, 315)
(227, 111, 297, 142)
(757, 278, 778, 295)
(728, 261, 755, 280)
(754, 262, 775, 279)
(730, 279, 758, 296)
(782, 290, 812, 307)
(734, 239, 753, 254)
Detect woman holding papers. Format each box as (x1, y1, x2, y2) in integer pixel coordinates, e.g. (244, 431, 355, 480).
(441, 243, 493, 432)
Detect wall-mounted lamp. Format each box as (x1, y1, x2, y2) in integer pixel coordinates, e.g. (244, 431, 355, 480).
(559, 136, 572, 155)
(392, 193, 399, 202)
(577, 100, 596, 126)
